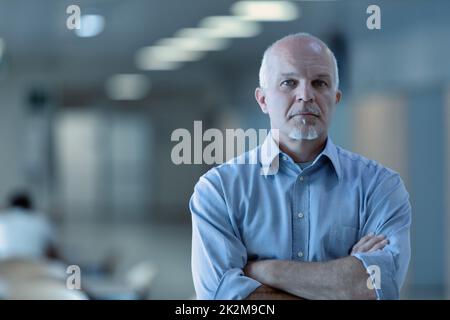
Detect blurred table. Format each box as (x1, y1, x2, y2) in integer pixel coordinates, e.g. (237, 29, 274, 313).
(0, 258, 88, 300)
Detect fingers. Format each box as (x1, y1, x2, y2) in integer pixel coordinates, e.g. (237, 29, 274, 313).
(351, 233, 389, 255)
(358, 235, 386, 252)
(367, 239, 389, 252)
(243, 261, 255, 276)
(350, 232, 374, 254)
(359, 232, 375, 243)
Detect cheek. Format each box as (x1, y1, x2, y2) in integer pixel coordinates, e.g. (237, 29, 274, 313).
(317, 96, 334, 117)
(267, 96, 291, 114)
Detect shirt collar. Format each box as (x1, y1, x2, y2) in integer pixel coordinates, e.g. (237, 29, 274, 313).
(318, 137, 342, 181)
(259, 131, 342, 180)
(260, 130, 281, 176)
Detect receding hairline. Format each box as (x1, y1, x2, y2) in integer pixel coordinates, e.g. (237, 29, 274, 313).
(259, 33, 339, 90)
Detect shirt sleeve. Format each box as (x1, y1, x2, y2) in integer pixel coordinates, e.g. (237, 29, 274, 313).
(352, 172, 411, 300)
(190, 170, 262, 300)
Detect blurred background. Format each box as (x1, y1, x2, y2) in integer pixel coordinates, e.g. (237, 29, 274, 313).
(0, 0, 448, 299)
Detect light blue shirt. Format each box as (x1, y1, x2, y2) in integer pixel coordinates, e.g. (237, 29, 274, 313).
(190, 133, 411, 300)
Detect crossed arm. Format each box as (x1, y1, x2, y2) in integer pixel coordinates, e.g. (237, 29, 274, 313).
(244, 234, 388, 300)
(191, 172, 410, 300)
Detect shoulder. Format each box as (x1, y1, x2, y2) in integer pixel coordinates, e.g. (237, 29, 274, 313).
(335, 146, 408, 202)
(336, 145, 400, 181)
(193, 147, 260, 194)
(198, 147, 260, 182)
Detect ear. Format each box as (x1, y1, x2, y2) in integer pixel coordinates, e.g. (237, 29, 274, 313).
(255, 87, 268, 114)
(335, 90, 342, 104)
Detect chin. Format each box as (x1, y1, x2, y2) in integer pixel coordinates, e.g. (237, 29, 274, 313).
(288, 126, 320, 141)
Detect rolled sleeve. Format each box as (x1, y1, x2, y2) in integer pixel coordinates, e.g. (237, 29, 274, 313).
(353, 250, 399, 299)
(190, 170, 262, 300)
(214, 268, 262, 299)
(352, 172, 411, 300)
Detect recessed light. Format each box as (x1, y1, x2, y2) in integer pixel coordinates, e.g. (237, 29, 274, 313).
(75, 15, 105, 38)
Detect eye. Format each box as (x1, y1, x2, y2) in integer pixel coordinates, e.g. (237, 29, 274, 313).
(312, 79, 329, 88)
(280, 79, 297, 87)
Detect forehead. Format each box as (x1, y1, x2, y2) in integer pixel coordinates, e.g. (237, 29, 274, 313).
(269, 40, 334, 78)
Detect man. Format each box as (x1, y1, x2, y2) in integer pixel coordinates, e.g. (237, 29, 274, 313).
(0, 191, 58, 260)
(189, 33, 411, 300)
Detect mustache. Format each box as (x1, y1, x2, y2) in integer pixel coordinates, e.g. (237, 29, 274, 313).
(288, 106, 320, 119)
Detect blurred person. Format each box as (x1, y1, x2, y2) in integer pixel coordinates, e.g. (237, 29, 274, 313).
(190, 33, 411, 300)
(0, 191, 58, 260)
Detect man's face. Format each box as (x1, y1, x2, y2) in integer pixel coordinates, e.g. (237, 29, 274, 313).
(256, 39, 341, 142)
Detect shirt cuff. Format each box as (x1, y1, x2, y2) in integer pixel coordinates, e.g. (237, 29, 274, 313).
(213, 268, 263, 300)
(352, 250, 399, 300)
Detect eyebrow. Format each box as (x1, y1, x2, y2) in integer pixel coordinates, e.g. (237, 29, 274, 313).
(280, 72, 299, 77)
(316, 74, 332, 80)
(279, 72, 332, 80)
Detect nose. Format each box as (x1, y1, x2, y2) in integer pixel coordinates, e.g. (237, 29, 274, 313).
(296, 81, 314, 103)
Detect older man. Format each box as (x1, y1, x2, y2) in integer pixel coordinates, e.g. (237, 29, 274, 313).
(190, 33, 411, 300)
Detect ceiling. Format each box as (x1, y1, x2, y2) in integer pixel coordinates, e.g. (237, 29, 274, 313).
(0, 0, 447, 92)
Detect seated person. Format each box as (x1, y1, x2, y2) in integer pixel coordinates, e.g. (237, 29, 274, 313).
(0, 191, 58, 260)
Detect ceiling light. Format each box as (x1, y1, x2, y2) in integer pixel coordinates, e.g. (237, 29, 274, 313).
(105, 74, 150, 100)
(231, 1, 299, 21)
(135, 57, 182, 71)
(135, 45, 205, 70)
(199, 16, 261, 38)
(176, 28, 222, 39)
(157, 36, 229, 51)
(75, 15, 105, 38)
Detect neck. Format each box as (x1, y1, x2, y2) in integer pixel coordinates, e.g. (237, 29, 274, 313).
(277, 133, 327, 163)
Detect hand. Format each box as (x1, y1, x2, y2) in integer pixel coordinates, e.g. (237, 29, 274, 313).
(244, 260, 259, 279)
(350, 233, 389, 255)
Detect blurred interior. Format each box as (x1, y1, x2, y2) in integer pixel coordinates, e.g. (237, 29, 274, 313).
(0, 0, 449, 299)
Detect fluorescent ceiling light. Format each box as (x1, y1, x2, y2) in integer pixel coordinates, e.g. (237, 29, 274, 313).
(199, 16, 261, 38)
(135, 45, 205, 69)
(75, 15, 105, 38)
(0, 38, 5, 61)
(231, 1, 299, 21)
(157, 36, 229, 51)
(105, 74, 150, 100)
(176, 28, 222, 39)
(135, 57, 182, 71)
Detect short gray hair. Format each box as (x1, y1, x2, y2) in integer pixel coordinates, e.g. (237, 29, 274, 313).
(258, 33, 339, 91)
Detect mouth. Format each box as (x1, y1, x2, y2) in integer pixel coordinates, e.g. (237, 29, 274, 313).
(290, 113, 319, 119)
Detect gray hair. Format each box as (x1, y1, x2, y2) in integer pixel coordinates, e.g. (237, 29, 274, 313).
(258, 33, 339, 91)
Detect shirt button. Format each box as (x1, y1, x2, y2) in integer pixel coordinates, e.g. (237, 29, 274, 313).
(299, 176, 304, 182)
(297, 251, 304, 258)
(297, 212, 304, 219)
(282, 155, 288, 161)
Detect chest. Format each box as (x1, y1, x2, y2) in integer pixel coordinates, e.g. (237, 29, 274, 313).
(231, 174, 363, 261)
